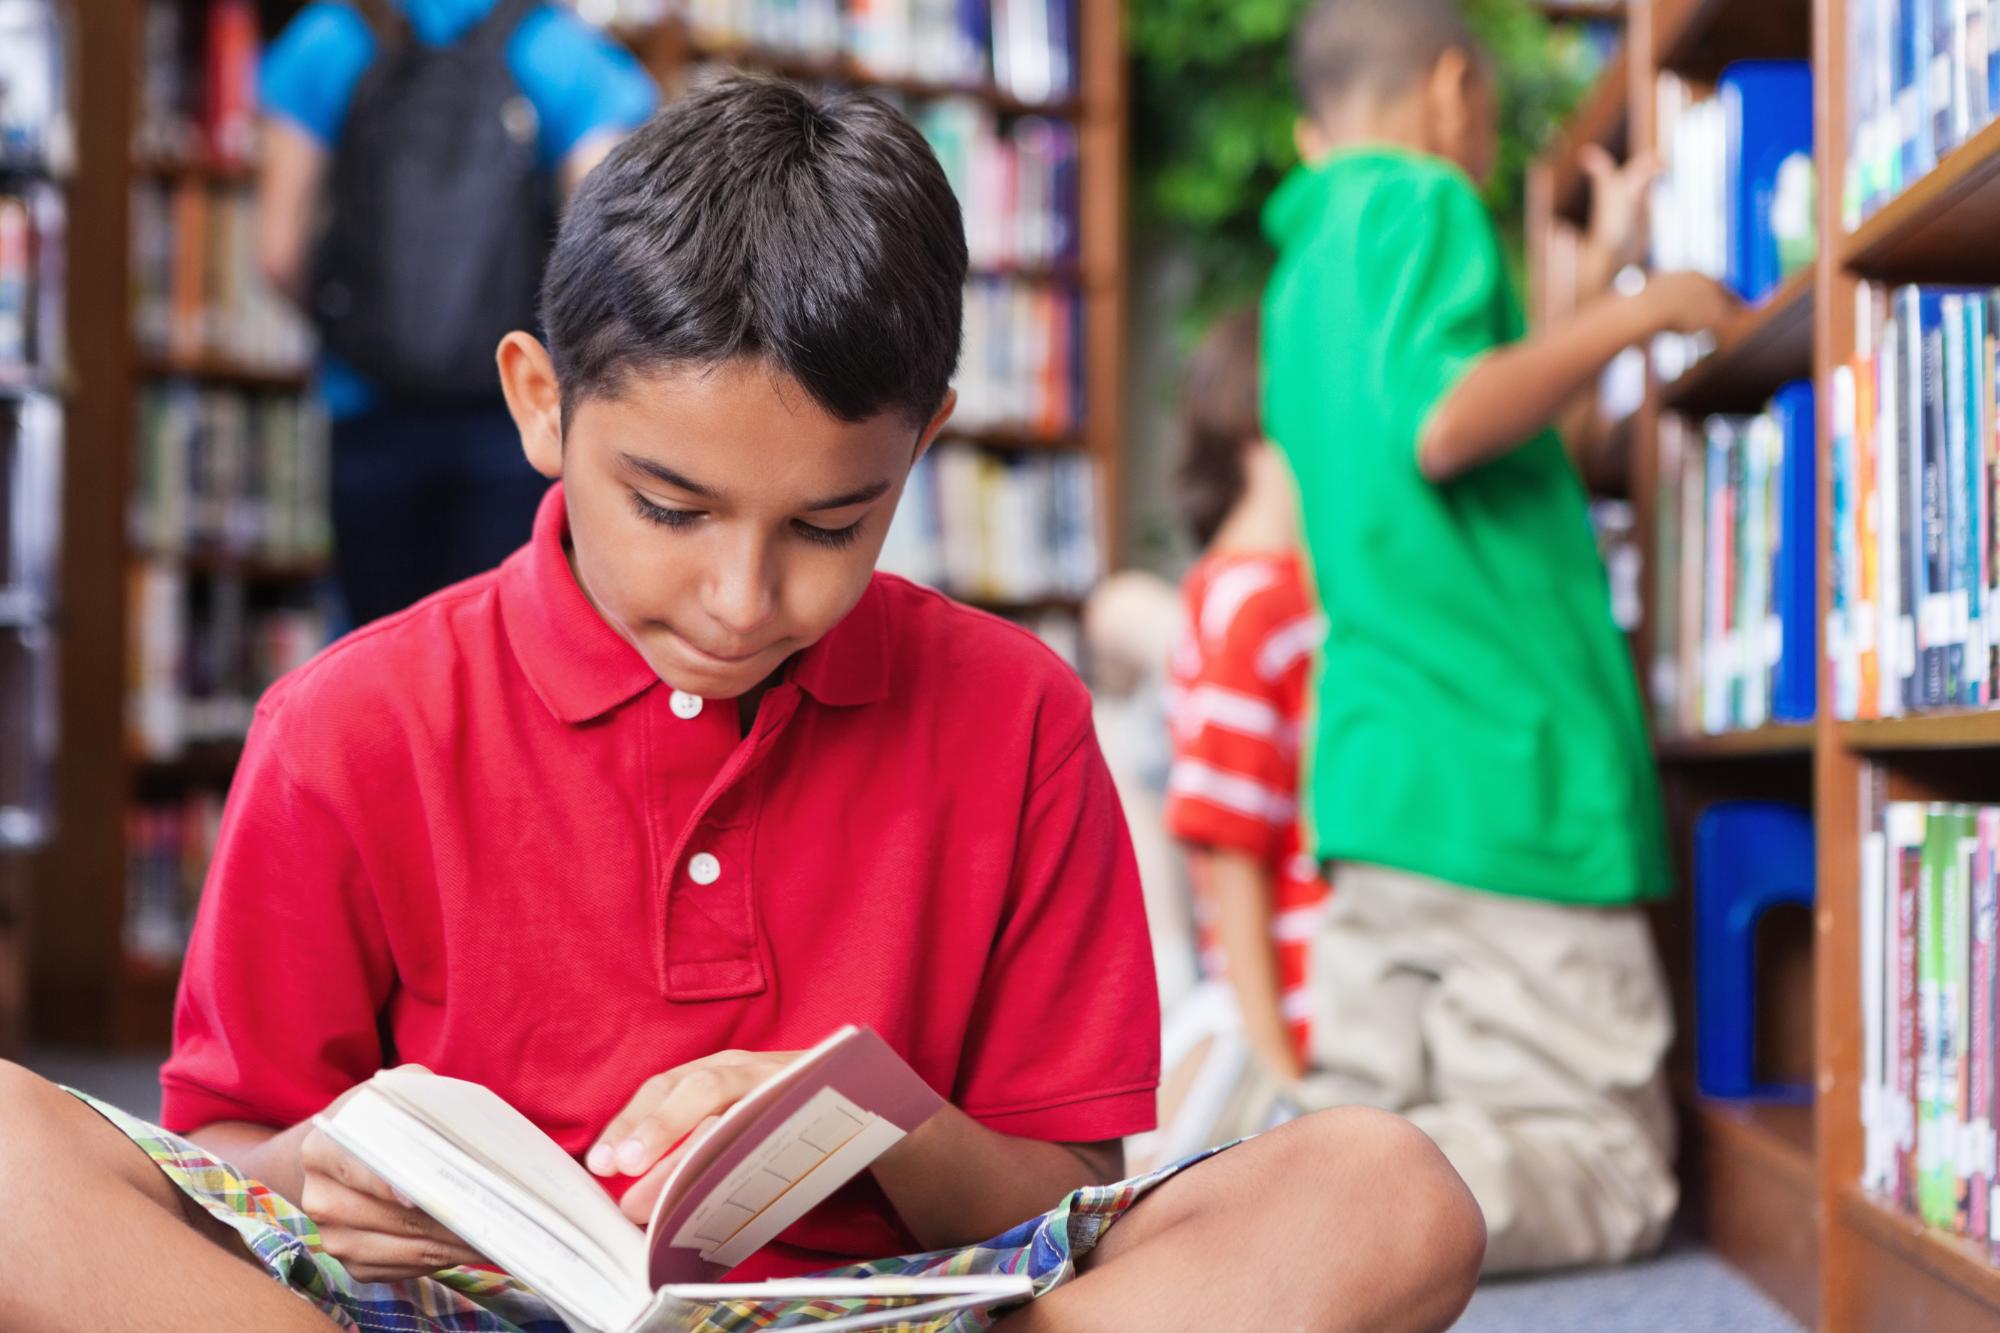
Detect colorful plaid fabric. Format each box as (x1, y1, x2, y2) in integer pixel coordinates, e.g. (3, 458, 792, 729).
(70, 1090, 1218, 1333)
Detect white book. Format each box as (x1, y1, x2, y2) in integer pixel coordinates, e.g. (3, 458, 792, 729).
(315, 1028, 1028, 1333)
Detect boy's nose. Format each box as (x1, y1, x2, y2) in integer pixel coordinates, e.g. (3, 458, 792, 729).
(701, 543, 781, 639)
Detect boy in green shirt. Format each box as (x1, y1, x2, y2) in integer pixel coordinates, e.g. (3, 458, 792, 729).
(1265, 0, 1738, 1272)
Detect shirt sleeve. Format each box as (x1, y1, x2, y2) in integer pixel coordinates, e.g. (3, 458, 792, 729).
(1371, 172, 1511, 461)
(510, 7, 660, 169)
(257, 1, 378, 145)
(157, 698, 395, 1133)
(952, 701, 1161, 1141)
(1164, 580, 1311, 864)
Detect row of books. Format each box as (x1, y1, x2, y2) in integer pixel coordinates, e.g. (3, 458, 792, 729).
(0, 0, 70, 171)
(0, 393, 60, 612)
(1650, 65, 1816, 378)
(590, 0, 1078, 104)
(1827, 285, 2000, 720)
(917, 101, 1077, 270)
(132, 178, 315, 374)
(954, 277, 1080, 439)
(1859, 801, 2000, 1259)
(130, 384, 332, 566)
(134, 0, 259, 166)
(1845, 0, 2000, 227)
(1651, 383, 1819, 737)
(128, 562, 328, 761)
(0, 617, 53, 849)
(0, 182, 63, 383)
(124, 790, 223, 967)
(876, 442, 1096, 602)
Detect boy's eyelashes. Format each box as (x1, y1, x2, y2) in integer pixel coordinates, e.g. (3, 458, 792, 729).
(628, 490, 867, 550)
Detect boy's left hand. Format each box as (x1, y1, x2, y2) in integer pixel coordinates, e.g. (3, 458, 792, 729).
(1580, 145, 1661, 279)
(587, 1049, 804, 1223)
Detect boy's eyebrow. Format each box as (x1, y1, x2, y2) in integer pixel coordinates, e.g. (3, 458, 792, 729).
(620, 452, 894, 511)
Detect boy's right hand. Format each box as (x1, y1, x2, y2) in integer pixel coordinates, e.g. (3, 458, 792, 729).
(299, 1069, 488, 1283)
(1640, 271, 1741, 337)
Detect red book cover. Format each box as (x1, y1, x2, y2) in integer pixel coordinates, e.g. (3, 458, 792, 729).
(205, 0, 259, 165)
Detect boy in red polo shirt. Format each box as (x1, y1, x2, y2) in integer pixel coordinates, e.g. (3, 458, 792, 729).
(0, 77, 1481, 1331)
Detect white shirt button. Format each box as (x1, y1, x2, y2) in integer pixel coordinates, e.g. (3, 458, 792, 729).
(670, 690, 704, 720)
(688, 852, 721, 885)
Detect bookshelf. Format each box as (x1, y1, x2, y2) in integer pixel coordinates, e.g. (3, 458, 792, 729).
(0, 0, 71, 1054)
(1529, 0, 2000, 1325)
(29, 0, 329, 1049)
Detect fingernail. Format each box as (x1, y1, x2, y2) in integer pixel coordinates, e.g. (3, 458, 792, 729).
(586, 1143, 615, 1176)
(616, 1138, 649, 1175)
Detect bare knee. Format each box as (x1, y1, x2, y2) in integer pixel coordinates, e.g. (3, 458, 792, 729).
(1274, 1108, 1486, 1328)
(0, 1061, 171, 1202)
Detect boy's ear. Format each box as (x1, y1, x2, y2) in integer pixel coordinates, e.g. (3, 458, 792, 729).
(911, 388, 958, 467)
(1428, 48, 1472, 148)
(1293, 116, 1334, 167)
(498, 332, 565, 481)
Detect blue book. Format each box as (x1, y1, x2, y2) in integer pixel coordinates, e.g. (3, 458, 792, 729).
(1934, 0, 1959, 158)
(1902, 0, 1932, 182)
(1965, 293, 1989, 703)
(1773, 380, 1818, 722)
(1921, 291, 1951, 707)
(1719, 61, 1813, 303)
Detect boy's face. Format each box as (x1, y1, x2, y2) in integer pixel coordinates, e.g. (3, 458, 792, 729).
(503, 338, 951, 699)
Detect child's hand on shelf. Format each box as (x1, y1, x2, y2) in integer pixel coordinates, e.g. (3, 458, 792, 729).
(299, 1066, 489, 1281)
(588, 1048, 806, 1224)
(1640, 271, 1741, 338)
(1580, 145, 1661, 281)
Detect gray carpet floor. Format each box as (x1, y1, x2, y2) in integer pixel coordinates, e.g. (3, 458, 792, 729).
(26, 1049, 1806, 1332)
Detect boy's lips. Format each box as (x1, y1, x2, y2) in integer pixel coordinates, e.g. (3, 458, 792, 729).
(675, 634, 769, 667)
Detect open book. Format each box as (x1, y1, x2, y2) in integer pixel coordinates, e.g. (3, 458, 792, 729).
(314, 1026, 1032, 1333)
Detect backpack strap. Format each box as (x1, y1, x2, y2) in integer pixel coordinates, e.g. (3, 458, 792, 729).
(466, 0, 544, 53)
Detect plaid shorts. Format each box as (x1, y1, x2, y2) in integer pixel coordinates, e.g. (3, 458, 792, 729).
(71, 1090, 1219, 1333)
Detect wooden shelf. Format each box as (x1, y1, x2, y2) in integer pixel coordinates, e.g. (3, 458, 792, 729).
(131, 155, 257, 186)
(1839, 711, 2000, 752)
(945, 425, 1085, 452)
(623, 26, 1082, 119)
(1550, 50, 1630, 225)
(132, 741, 244, 786)
(1652, 0, 1813, 81)
(138, 355, 311, 392)
(1656, 266, 1814, 415)
(1533, 0, 1625, 20)
(1838, 1186, 2000, 1313)
(1842, 114, 2000, 283)
(961, 594, 1083, 617)
(1656, 721, 1816, 760)
(137, 550, 330, 583)
(1696, 1098, 1817, 1182)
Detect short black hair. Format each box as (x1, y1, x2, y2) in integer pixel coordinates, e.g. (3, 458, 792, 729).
(1292, 0, 1480, 119)
(539, 73, 967, 428)
(1175, 307, 1261, 548)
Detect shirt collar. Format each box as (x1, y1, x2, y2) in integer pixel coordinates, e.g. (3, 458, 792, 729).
(500, 483, 891, 723)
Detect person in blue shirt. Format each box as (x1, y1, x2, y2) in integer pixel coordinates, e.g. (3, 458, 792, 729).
(256, 0, 658, 627)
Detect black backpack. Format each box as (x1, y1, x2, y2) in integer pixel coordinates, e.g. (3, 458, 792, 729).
(310, 0, 553, 404)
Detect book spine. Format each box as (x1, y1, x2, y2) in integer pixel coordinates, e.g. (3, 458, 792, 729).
(1946, 292, 1972, 704)
(1956, 809, 1977, 1232)
(1867, 816, 1892, 1193)
(1863, 288, 1886, 717)
(1900, 288, 1923, 712)
(1896, 801, 1928, 1208)
(1836, 364, 1860, 719)
(1922, 802, 1953, 1227)
(1923, 294, 1952, 708)
(1970, 808, 1997, 1241)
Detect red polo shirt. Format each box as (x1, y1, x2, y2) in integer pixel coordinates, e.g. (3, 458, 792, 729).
(160, 484, 1159, 1277)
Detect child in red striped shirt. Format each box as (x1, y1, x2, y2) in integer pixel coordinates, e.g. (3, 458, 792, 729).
(1164, 308, 1331, 1088)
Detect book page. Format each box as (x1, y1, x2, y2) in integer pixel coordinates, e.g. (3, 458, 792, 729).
(320, 1091, 650, 1333)
(669, 1085, 905, 1267)
(371, 1067, 648, 1287)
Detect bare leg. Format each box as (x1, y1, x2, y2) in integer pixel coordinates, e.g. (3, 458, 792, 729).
(997, 1108, 1484, 1333)
(0, 1061, 338, 1332)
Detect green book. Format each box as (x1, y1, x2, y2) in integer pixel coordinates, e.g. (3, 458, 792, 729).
(1920, 803, 1955, 1228)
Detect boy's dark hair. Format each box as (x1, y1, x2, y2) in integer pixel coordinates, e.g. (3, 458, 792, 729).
(539, 73, 967, 428)
(1292, 0, 1480, 119)
(1175, 307, 1262, 548)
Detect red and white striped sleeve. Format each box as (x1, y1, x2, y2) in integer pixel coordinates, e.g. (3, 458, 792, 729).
(1164, 566, 1321, 864)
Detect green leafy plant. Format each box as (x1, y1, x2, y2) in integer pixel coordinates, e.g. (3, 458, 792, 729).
(1129, 0, 1604, 325)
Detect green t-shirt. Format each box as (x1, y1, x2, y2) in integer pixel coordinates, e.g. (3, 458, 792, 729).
(1260, 147, 1669, 906)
